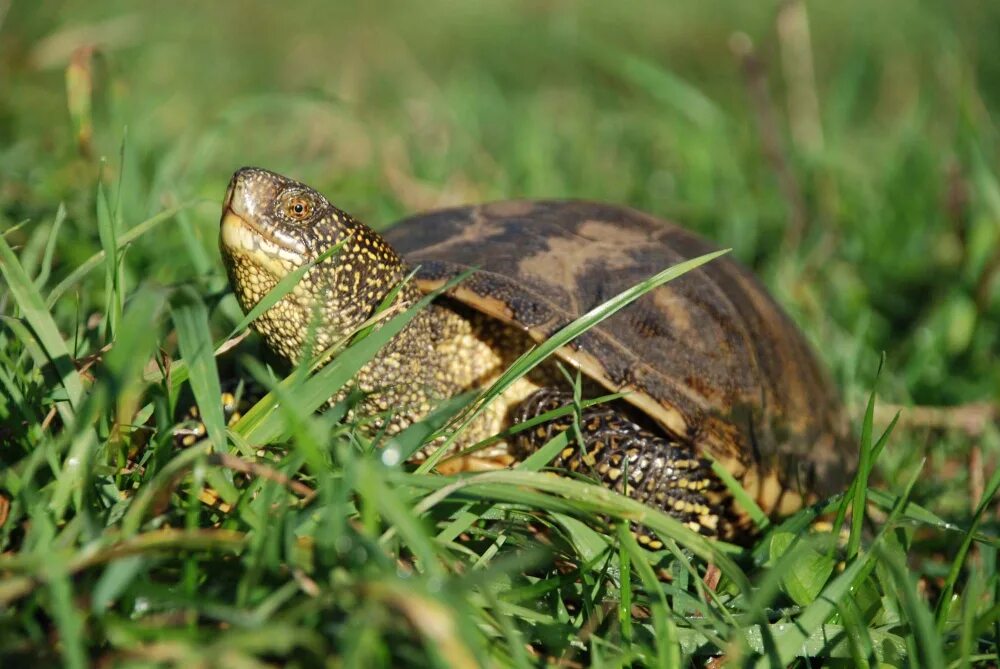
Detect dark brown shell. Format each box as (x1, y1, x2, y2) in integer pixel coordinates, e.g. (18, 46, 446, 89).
(383, 200, 854, 511)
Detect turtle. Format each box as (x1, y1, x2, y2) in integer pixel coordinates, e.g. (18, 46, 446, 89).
(217, 166, 854, 544)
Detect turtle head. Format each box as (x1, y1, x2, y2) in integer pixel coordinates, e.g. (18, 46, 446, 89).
(221, 166, 363, 268)
(220, 166, 407, 362)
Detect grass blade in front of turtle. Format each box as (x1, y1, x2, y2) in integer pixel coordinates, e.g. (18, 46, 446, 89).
(140, 233, 347, 400)
(415, 248, 731, 474)
(230, 269, 474, 446)
(223, 240, 346, 343)
(396, 469, 751, 588)
(172, 289, 228, 452)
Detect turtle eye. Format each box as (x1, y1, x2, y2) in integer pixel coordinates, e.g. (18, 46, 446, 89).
(285, 196, 312, 221)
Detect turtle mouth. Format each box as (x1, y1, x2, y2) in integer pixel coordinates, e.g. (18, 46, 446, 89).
(220, 193, 308, 263)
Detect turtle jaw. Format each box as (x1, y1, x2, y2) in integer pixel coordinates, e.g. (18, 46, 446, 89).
(220, 207, 307, 280)
(220, 168, 310, 268)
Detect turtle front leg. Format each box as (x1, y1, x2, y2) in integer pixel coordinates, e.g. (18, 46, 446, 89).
(512, 389, 743, 545)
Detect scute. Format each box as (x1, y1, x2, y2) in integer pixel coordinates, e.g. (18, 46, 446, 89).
(383, 200, 853, 509)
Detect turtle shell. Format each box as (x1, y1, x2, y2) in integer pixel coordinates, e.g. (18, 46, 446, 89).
(383, 200, 853, 514)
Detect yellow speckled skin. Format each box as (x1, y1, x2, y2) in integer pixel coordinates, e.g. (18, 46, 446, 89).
(218, 167, 853, 542)
(220, 168, 544, 454)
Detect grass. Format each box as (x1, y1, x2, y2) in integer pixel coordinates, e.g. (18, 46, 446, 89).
(1, 0, 999, 666)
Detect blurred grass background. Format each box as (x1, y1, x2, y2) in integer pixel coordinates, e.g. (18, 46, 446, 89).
(1, 0, 999, 666)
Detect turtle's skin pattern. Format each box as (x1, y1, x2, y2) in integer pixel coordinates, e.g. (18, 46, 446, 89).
(217, 167, 854, 543)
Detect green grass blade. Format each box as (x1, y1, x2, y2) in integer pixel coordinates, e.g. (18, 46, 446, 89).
(95, 181, 122, 340)
(482, 249, 729, 408)
(398, 468, 749, 592)
(91, 555, 145, 613)
(354, 458, 445, 579)
(101, 290, 165, 382)
(935, 462, 1000, 630)
(120, 443, 212, 536)
(846, 380, 878, 560)
(33, 202, 66, 289)
(49, 289, 164, 518)
(223, 240, 345, 341)
(46, 201, 197, 308)
(877, 543, 946, 668)
(0, 232, 85, 414)
(232, 270, 473, 444)
(754, 457, 925, 667)
(515, 430, 570, 471)
(418, 249, 730, 473)
(712, 457, 769, 533)
(1, 315, 55, 385)
(380, 390, 478, 464)
(865, 489, 981, 540)
(616, 524, 634, 647)
(43, 557, 86, 669)
(826, 410, 897, 535)
(171, 290, 227, 451)
(618, 526, 682, 666)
